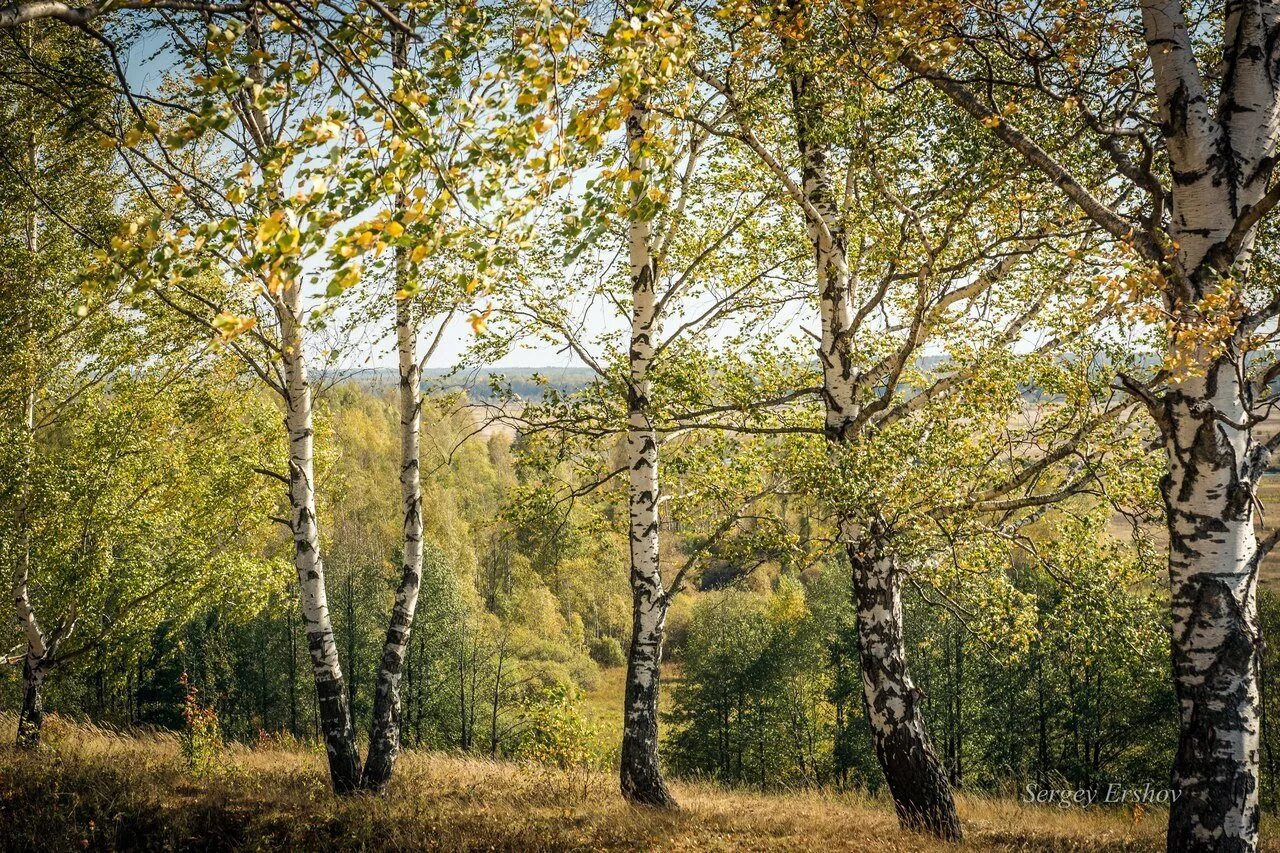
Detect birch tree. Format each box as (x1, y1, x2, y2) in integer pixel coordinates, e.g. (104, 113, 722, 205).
(619, 93, 675, 805)
(0, 38, 281, 740)
(681, 3, 1149, 836)
(90, 0, 568, 791)
(325, 0, 579, 790)
(1, 25, 142, 746)
(500, 0, 694, 806)
(91, 7, 382, 790)
(875, 0, 1280, 846)
(500, 0, 828, 802)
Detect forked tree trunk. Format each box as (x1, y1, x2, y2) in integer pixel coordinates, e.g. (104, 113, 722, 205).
(619, 100, 676, 809)
(848, 539, 962, 840)
(790, 70, 960, 839)
(278, 282, 362, 794)
(362, 245, 424, 792)
(903, 0, 1278, 842)
(1138, 9, 1270, 845)
(1158, 353, 1262, 850)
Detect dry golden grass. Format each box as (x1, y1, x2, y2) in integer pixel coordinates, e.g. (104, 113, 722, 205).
(2, 713, 1276, 851)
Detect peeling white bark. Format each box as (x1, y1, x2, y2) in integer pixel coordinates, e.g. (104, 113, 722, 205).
(904, 1, 1280, 846)
(1138, 5, 1277, 847)
(850, 543, 961, 839)
(1140, 0, 1238, 274)
(1159, 355, 1263, 850)
(791, 74, 856, 439)
(234, 7, 361, 793)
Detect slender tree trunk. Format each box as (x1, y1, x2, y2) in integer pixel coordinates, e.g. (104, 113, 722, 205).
(232, 4, 360, 792)
(1159, 352, 1262, 851)
(13, 122, 49, 751)
(619, 99, 676, 809)
(345, 574, 357, 712)
(12, 381, 49, 751)
(848, 539, 962, 840)
(457, 641, 470, 750)
(789, 68, 959, 839)
(277, 283, 362, 794)
(489, 636, 506, 758)
(1035, 647, 1048, 787)
(953, 628, 963, 787)
(361, 27, 430, 791)
(363, 264, 425, 791)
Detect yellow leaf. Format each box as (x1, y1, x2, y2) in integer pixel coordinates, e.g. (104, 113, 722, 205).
(211, 311, 257, 341)
(468, 305, 493, 334)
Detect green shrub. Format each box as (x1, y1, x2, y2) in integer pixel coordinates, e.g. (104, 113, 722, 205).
(178, 673, 223, 776)
(587, 635, 625, 667)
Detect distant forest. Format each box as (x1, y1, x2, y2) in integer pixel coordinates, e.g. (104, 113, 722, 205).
(346, 367, 599, 401)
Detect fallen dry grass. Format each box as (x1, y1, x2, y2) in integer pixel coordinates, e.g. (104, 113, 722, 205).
(1, 713, 1276, 851)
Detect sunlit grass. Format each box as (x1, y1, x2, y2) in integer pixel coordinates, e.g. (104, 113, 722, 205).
(0, 712, 1247, 851)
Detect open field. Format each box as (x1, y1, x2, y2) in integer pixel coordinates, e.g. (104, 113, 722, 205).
(3, 713, 1275, 852)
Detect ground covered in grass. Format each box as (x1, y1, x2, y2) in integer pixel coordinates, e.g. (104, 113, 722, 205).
(0, 714, 1266, 852)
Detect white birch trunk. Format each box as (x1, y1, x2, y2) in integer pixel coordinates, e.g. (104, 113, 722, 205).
(848, 540, 961, 840)
(791, 85, 856, 442)
(619, 100, 676, 808)
(277, 280, 362, 793)
(1158, 353, 1263, 850)
(1138, 5, 1275, 845)
(790, 72, 960, 839)
(235, 7, 362, 793)
(13, 379, 52, 749)
(13, 129, 49, 749)
(13, 380, 50, 750)
(909, 1, 1280, 845)
(362, 246, 424, 791)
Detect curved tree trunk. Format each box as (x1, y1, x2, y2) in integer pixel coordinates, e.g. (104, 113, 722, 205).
(278, 283, 362, 794)
(619, 99, 676, 809)
(848, 539, 961, 840)
(1159, 354, 1261, 851)
(789, 68, 960, 839)
(362, 248, 424, 792)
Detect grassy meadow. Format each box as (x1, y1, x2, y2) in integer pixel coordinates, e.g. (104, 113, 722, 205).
(0, 712, 1217, 852)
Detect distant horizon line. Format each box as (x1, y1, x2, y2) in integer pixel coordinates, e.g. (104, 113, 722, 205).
(335, 365, 595, 376)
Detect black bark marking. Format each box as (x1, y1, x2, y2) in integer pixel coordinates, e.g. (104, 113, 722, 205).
(1161, 357, 1261, 849)
(849, 541, 961, 841)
